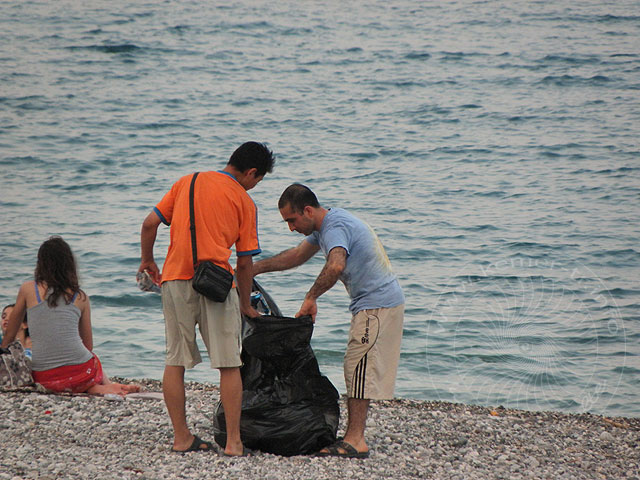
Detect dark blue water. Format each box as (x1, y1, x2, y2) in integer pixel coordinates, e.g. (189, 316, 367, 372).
(1, 0, 638, 417)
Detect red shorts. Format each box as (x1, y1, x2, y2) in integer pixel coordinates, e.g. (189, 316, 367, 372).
(32, 354, 104, 393)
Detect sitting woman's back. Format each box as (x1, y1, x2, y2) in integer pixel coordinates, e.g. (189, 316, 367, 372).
(28, 285, 91, 372)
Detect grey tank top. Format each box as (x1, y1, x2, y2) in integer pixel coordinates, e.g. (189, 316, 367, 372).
(27, 284, 93, 371)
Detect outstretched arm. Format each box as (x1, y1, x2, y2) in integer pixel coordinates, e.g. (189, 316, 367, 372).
(296, 247, 346, 322)
(139, 210, 162, 284)
(253, 240, 319, 276)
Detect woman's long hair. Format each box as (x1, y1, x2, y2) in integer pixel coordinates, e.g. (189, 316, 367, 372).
(34, 236, 84, 307)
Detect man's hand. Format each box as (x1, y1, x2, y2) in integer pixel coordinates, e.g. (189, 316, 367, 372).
(241, 305, 262, 319)
(138, 261, 161, 285)
(296, 296, 318, 323)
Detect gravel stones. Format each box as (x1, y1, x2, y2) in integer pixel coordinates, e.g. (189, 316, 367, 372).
(1, 379, 639, 479)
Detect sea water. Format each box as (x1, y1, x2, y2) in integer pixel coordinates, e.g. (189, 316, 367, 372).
(1, 0, 638, 417)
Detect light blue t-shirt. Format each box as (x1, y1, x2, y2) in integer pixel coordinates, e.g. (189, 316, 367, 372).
(306, 208, 404, 314)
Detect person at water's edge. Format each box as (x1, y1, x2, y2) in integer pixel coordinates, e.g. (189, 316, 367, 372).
(138, 142, 275, 455)
(253, 183, 404, 458)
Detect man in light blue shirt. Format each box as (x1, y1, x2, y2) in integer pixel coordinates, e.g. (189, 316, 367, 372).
(253, 184, 405, 458)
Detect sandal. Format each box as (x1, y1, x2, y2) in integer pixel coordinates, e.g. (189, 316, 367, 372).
(315, 440, 370, 459)
(171, 435, 216, 453)
(221, 446, 254, 457)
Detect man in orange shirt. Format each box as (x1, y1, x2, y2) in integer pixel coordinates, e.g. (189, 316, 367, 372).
(138, 142, 275, 455)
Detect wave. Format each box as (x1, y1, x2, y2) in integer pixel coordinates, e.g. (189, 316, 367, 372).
(537, 74, 614, 86)
(520, 13, 640, 24)
(404, 51, 431, 60)
(570, 166, 640, 175)
(67, 44, 142, 54)
(538, 54, 601, 65)
(0, 155, 46, 166)
(598, 287, 640, 297)
(90, 294, 162, 308)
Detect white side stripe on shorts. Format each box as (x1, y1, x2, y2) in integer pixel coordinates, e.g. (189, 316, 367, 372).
(352, 353, 368, 399)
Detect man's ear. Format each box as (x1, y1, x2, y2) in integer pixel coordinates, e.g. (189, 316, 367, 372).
(247, 167, 258, 178)
(303, 205, 314, 217)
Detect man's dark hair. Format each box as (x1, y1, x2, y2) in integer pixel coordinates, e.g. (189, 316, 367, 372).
(228, 142, 275, 177)
(278, 183, 320, 213)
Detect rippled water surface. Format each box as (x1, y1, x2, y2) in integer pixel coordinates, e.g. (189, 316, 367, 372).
(1, 0, 639, 417)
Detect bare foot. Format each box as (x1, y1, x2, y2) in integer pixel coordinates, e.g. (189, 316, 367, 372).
(224, 440, 248, 456)
(341, 435, 368, 454)
(121, 383, 142, 393)
(87, 383, 141, 396)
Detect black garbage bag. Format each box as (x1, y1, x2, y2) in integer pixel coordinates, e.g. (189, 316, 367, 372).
(213, 280, 340, 456)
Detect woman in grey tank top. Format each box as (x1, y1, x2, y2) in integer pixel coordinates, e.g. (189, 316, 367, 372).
(1, 236, 139, 397)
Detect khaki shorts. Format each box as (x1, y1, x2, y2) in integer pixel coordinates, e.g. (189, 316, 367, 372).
(344, 304, 404, 400)
(161, 280, 242, 369)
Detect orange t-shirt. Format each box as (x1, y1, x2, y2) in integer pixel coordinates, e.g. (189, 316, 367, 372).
(154, 170, 261, 283)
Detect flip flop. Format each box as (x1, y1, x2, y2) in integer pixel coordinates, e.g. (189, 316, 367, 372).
(220, 446, 254, 457)
(315, 440, 370, 459)
(171, 435, 216, 454)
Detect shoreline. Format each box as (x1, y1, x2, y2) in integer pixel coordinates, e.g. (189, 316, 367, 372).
(2, 378, 638, 480)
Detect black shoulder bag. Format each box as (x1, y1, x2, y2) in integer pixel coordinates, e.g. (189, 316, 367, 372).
(189, 172, 234, 302)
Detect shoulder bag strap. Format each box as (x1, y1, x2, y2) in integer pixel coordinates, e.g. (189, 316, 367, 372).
(189, 172, 200, 268)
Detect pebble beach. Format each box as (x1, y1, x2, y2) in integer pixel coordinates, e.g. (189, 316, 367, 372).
(1, 379, 638, 480)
